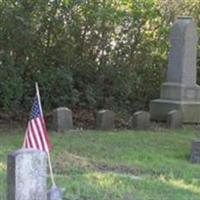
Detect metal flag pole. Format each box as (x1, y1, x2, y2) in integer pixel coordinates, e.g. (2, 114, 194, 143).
(35, 82, 56, 187)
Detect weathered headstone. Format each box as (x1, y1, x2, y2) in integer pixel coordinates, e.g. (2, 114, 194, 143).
(47, 186, 63, 200)
(131, 111, 150, 130)
(96, 109, 115, 130)
(166, 110, 182, 129)
(150, 16, 200, 123)
(53, 107, 73, 132)
(7, 148, 47, 200)
(191, 141, 200, 163)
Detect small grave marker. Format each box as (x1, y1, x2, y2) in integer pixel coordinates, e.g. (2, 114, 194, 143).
(166, 110, 182, 129)
(131, 111, 150, 130)
(96, 109, 115, 130)
(191, 141, 200, 163)
(53, 107, 73, 132)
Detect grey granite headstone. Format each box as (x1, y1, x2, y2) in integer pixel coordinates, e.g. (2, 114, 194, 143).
(7, 148, 47, 200)
(47, 186, 63, 200)
(166, 110, 182, 129)
(131, 111, 150, 130)
(191, 141, 200, 163)
(53, 107, 73, 132)
(150, 16, 200, 123)
(96, 109, 115, 130)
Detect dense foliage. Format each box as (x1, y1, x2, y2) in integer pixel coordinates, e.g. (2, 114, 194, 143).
(0, 0, 199, 118)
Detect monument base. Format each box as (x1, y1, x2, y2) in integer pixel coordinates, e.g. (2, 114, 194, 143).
(150, 99, 200, 123)
(161, 82, 200, 101)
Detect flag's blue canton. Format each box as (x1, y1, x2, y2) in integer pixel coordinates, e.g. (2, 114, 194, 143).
(30, 96, 41, 119)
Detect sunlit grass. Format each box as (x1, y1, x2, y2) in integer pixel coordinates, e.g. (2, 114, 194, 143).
(0, 162, 6, 171)
(1, 127, 200, 199)
(85, 172, 129, 189)
(161, 177, 200, 195)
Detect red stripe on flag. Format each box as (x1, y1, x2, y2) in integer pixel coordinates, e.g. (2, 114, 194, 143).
(35, 119, 46, 150)
(37, 117, 51, 151)
(28, 122, 38, 149)
(30, 121, 40, 149)
(25, 129, 33, 148)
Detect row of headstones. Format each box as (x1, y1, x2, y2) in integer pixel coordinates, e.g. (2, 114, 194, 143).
(52, 107, 182, 132)
(52, 107, 116, 131)
(52, 107, 200, 169)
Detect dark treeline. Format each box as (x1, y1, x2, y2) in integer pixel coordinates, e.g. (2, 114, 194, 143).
(0, 0, 199, 119)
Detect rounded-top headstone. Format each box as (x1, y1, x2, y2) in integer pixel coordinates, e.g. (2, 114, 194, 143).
(166, 110, 182, 129)
(96, 109, 115, 130)
(53, 107, 73, 132)
(131, 111, 150, 130)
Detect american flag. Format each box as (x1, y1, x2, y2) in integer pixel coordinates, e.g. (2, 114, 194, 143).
(23, 92, 51, 152)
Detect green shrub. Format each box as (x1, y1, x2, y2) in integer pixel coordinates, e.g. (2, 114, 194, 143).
(0, 0, 199, 118)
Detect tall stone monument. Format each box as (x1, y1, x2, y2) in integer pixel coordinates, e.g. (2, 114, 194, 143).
(150, 16, 200, 123)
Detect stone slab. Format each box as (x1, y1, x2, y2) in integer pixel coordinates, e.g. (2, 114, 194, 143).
(7, 148, 47, 200)
(150, 99, 200, 123)
(166, 110, 182, 129)
(96, 109, 115, 130)
(53, 107, 73, 132)
(160, 82, 200, 101)
(131, 111, 150, 130)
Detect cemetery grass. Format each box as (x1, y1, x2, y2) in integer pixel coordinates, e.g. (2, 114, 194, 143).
(1, 128, 200, 199)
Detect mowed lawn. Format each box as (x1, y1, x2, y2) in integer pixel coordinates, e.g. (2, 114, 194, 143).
(1, 127, 200, 199)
